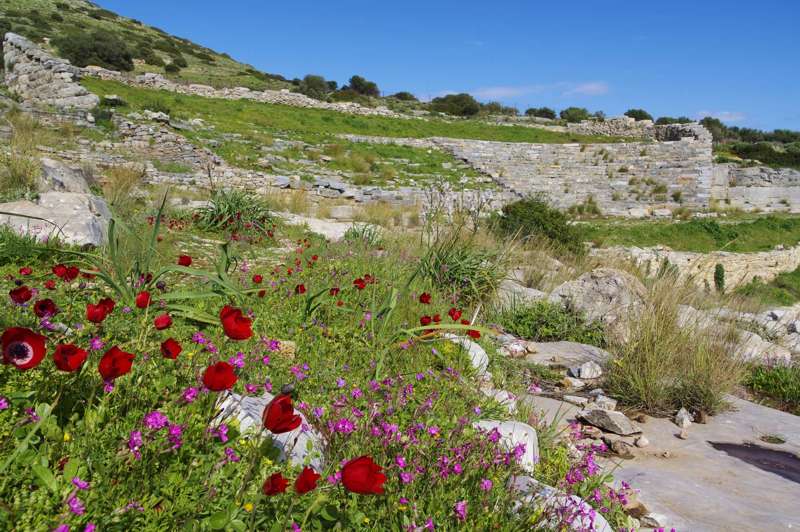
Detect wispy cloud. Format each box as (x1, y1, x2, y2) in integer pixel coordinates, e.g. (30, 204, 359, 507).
(562, 81, 609, 97)
(471, 84, 549, 99)
(697, 110, 746, 123)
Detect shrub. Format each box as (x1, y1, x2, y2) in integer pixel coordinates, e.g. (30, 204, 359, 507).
(195, 189, 274, 233)
(346, 75, 380, 97)
(52, 30, 134, 71)
(481, 102, 518, 116)
(746, 365, 800, 414)
(525, 107, 556, 119)
(655, 116, 693, 125)
(497, 301, 606, 346)
(624, 108, 653, 121)
(390, 91, 417, 101)
(137, 47, 165, 67)
(605, 280, 745, 416)
(714, 264, 725, 293)
(492, 195, 585, 254)
(169, 54, 188, 68)
(297, 75, 334, 100)
(329, 89, 372, 106)
(559, 107, 591, 123)
(101, 166, 145, 212)
(343, 223, 384, 248)
(164, 63, 180, 74)
(430, 93, 480, 117)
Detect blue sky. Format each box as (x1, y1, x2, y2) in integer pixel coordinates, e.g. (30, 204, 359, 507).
(96, 0, 800, 130)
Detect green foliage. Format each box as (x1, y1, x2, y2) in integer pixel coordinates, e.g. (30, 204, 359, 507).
(559, 107, 591, 123)
(345, 75, 380, 97)
(736, 268, 800, 306)
(194, 189, 274, 233)
(296, 74, 334, 100)
(52, 30, 134, 71)
(624, 108, 653, 121)
(655, 116, 693, 125)
(481, 101, 518, 116)
(390, 91, 417, 101)
(343, 224, 384, 248)
(0, 226, 64, 266)
(493, 195, 585, 254)
(498, 301, 606, 346)
(746, 365, 800, 414)
(525, 107, 556, 119)
(726, 142, 800, 171)
(713, 263, 725, 293)
(328, 89, 372, 106)
(164, 62, 180, 74)
(430, 93, 481, 117)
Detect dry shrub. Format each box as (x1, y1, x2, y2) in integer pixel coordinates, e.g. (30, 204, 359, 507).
(0, 110, 42, 199)
(605, 277, 745, 416)
(102, 165, 145, 211)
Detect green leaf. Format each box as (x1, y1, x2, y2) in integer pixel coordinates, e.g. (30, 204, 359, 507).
(32, 463, 58, 493)
(207, 510, 229, 530)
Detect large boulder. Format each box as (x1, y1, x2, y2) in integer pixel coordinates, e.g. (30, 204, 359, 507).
(495, 279, 546, 311)
(549, 268, 647, 343)
(0, 192, 111, 246)
(40, 158, 92, 194)
(524, 341, 611, 369)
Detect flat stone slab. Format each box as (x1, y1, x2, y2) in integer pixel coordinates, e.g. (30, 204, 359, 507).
(277, 213, 361, 241)
(608, 396, 800, 531)
(524, 341, 611, 369)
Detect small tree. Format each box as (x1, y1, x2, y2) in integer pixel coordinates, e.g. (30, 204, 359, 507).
(525, 107, 556, 119)
(624, 108, 654, 121)
(53, 30, 134, 71)
(347, 75, 380, 97)
(430, 93, 480, 117)
(655, 116, 693, 125)
(390, 91, 417, 101)
(714, 263, 725, 293)
(297, 75, 333, 100)
(559, 107, 591, 123)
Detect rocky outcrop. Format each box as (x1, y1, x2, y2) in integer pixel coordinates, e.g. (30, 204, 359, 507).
(549, 268, 647, 343)
(3, 33, 99, 110)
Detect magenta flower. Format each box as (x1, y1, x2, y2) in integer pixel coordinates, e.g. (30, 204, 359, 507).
(167, 423, 183, 450)
(453, 500, 467, 521)
(182, 387, 198, 403)
(67, 495, 85, 515)
(72, 477, 90, 490)
(0, 396, 8, 410)
(143, 411, 169, 430)
(128, 431, 143, 460)
(89, 337, 105, 351)
(480, 478, 493, 491)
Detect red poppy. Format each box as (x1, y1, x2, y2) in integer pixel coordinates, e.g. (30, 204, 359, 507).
(9, 286, 32, 304)
(153, 314, 172, 330)
(262, 394, 302, 433)
(177, 255, 192, 267)
(160, 338, 182, 359)
(448, 308, 462, 321)
(341, 456, 386, 495)
(433, 314, 442, 323)
(86, 303, 109, 324)
(294, 284, 306, 295)
(295, 467, 321, 494)
(53, 344, 88, 372)
(252, 274, 263, 284)
(420, 315, 432, 327)
(353, 278, 367, 290)
(52, 264, 67, 278)
(460, 319, 470, 326)
(18, 267, 32, 276)
(311, 255, 318, 261)
(467, 329, 481, 339)
(135, 291, 152, 309)
(257, 289, 266, 298)
(263, 473, 289, 495)
(336, 300, 344, 306)
(44, 280, 56, 290)
(1, 327, 46, 371)
(219, 305, 253, 340)
(53, 264, 79, 281)
(98, 346, 135, 381)
(419, 292, 432, 304)
(203, 361, 237, 391)
(33, 298, 58, 318)
(99, 297, 116, 314)
(329, 287, 340, 296)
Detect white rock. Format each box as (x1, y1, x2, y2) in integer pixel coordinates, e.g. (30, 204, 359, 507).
(569, 360, 603, 379)
(563, 395, 589, 407)
(593, 395, 618, 411)
(474, 421, 539, 473)
(443, 333, 489, 376)
(635, 436, 650, 448)
(563, 376, 586, 389)
(675, 407, 693, 429)
(641, 513, 669, 528)
(508, 475, 612, 531)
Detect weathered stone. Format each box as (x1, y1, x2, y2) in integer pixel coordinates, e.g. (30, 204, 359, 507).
(578, 409, 642, 436)
(568, 360, 603, 379)
(474, 421, 538, 473)
(549, 268, 647, 343)
(495, 279, 546, 311)
(443, 333, 489, 376)
(524, 341, 611, 369)
(40, 157, 91, 193)
(674, 408, 693, 429)
(563, 395, 589, 407)
(634, 436, 650, 448)
(561, 376, 586, 390)
(593, 395, 618, 411)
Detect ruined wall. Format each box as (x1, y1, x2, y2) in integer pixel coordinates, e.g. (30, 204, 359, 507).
(3, 33, 99, 110)
(712, 165, 800, 213)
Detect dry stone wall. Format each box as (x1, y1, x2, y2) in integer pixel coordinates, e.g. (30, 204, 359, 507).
(3, 33, 99, 110)
(713, 164, 800, 213)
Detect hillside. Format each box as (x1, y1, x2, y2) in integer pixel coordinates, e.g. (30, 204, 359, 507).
(0, 0, 290, 90)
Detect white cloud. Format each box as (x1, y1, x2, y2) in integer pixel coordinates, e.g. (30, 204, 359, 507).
(562, 81, 609, 97)
(471, 84, 548, 99)
(696, 110, 746, 123)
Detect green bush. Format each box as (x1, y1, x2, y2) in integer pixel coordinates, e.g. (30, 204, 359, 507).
(746, 365, 800, 414)
(195, 189, 274, 233)
(297, 75, 334, 100)
(655, 116, 693, 125)
(525, 107, 556, 119)
(559, 107, 591, 123)
(498, 301, 606, 346)
(481, 102, 518, 116)
(713, 263, 725, 293)
(52, 30, 134, 71)
(624, 108, 653, 121)
(390, 91, 417, 101)
(329, 89, 372, 106)
(169, 54, 188, 68)
(430, 93, 480, 117)
(492, 195, 585, 254)
(164, 63, 180, 74)
(346, 75, 380, 97)
(727, 142, 800, 171)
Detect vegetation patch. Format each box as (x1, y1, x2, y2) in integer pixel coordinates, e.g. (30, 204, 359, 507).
(745, 365, 800, 415)
(496, 301, 606, 347)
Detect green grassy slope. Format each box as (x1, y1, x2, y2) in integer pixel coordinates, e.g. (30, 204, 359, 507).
(0, 0, 290, 90)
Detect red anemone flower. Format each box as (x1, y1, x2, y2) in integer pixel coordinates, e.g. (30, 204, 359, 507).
(341, 456, 386, 495)
(153, 314, 172, 330)
(9, 286, 32, 304)
(33, 298, 58, 318)
(467, 329, 481, 339)
(219, 305, 253, 340)
(329, 287, 340, 296)
(53, 264, 79, 281)
(294, 284, 306, 295)
(420, 315, 432, 327)
(295, 467, 321, 494)
(53, 344, 88, 372)
(98, 346, 135, 381)
(99, 297, 116, 314)
(419, 292, 432, 304)
(1, 327, 46, 371)
(263, 473, 289, 495)
(44, 280, 56, 290)
(177, 255, 192, 267)
(160, 338, 182, 359)
(86, 303, 109, 324)
(448, 308, 462, 321)
(353, 278, 367, 290)
(262, 394, 302, 434)
(252, 274, 263, 284)
(135, 291, 152, 309)
(203, 361, 237, 391)
(18, 267, 32, 276)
